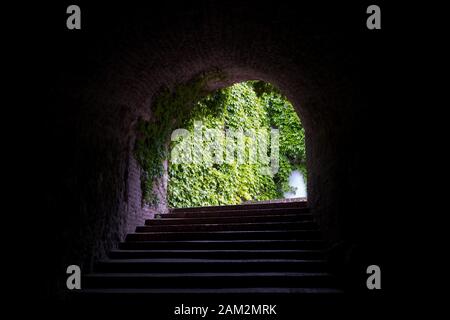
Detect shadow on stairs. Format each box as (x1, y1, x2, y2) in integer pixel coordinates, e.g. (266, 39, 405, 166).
(67, 201, 377, 317)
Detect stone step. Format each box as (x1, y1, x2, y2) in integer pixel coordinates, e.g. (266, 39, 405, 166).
(145, 213, 314, 225)
(109, 249, 324, 260)
(163, 207, 310, 219)
(83, 200, 342, 298)
(126, 230, 320, 241)
(78, 287, 342, 296)
(84, 272, 336, 289)
(94, 258, 327, 273)
(119, 239, 325, 250)
(171, 201, 308, 213)
(136, 221, 317, 232)
(84, 200, 342, 298)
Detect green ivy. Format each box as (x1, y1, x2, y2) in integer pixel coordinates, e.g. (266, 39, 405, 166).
(259, 84, 307, 193)
(168, 81, 307, 208)
(134, 71, 226, 205)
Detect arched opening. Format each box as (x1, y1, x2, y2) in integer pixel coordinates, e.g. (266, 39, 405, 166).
(136, 79, 307, 210)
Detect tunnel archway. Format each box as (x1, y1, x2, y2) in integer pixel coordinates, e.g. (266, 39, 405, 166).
(155, 79, 308, 209)
(45, 4, 369, 294)
(85, 58, 354, 272)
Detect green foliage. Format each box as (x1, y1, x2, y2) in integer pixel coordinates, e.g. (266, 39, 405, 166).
(258, 82, 307, 192)
(134, 71, 226, 204)
(168, 81, 307, 208)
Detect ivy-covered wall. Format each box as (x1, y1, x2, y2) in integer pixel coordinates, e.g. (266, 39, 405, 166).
(134, 79, 307, 209)
(168, 81, 306, 208)
(134, 72, 226, 206)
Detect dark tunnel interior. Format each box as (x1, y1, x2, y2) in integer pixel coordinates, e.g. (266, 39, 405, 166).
(8, 2, 412, 313)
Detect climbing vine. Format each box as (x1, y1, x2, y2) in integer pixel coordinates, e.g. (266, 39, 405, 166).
(168, 81, 307, 208)
(135, 75, 306, 208)
(258, 83, 307, 193)
(134, 71, 226, 204)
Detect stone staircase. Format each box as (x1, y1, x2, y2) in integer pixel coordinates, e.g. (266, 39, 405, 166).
(81, 201, 342, 298)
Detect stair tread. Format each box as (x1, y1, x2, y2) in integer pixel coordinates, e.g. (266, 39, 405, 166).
(170, 201, 307, 212)
(152, 214, 311, 220)
(143, 221, 314, 227)
(129, 230, 317, 235)
(169, 208, 308, 214)
(86, 272, 331, 278)
(110, 249, 321, 253)
(119, 240, 325, 250)
(122, 239, 323, 244)
(163, 208, 310, 218)
(80, 287, 342, 294)
(126, 230, 320, 241)
(140, 222, 315, 230)
(147, 213, 312, 222)
(98, 258, 326, 263)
